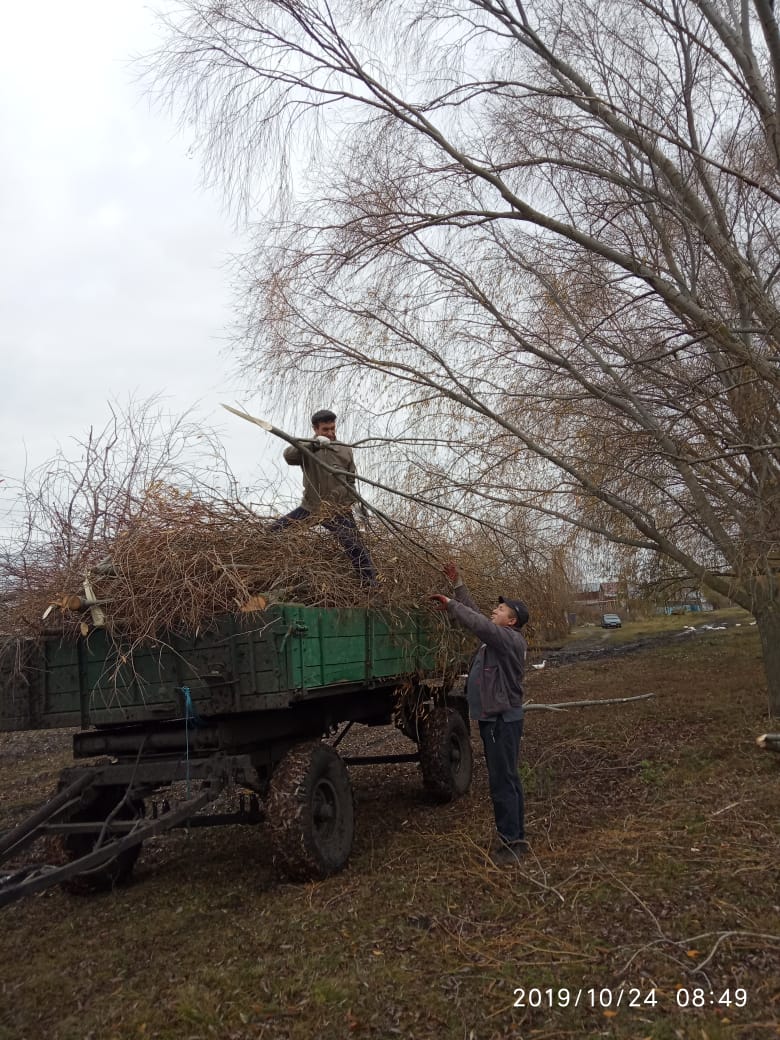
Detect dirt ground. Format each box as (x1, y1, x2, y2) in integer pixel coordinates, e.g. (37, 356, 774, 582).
(1, 620, 779, 1040)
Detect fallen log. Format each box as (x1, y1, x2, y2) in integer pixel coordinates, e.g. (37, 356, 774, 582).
(756, 733, 780, 754)
(524, 692, 655, 712)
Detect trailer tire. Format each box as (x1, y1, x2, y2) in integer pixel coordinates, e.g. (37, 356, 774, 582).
(418, 705, 473, 802)
(60, 786, 145, 894)
(267, 742, 354, 881)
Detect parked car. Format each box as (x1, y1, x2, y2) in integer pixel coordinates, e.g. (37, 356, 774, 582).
(601, 613, 622, 628)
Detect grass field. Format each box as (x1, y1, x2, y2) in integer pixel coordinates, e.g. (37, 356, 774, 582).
(1, 622, 779, 1040)
(557, 607, 752, 649)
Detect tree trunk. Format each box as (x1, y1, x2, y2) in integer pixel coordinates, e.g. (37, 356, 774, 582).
(754, 603, 780, 717)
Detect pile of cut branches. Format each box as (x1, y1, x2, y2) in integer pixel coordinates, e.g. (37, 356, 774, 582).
(0, 491, 564, 649)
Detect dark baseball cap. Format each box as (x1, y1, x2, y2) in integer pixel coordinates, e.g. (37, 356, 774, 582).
(499, 596, 529, 628)
(311, 408, 337, 424)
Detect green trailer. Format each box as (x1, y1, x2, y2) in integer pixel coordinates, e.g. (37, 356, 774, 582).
(0, 604, 471, 907)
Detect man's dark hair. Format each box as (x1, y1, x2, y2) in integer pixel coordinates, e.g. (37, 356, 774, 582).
(311, 409, 337, 425)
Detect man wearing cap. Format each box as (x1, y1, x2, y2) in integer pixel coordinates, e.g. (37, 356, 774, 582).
(431, 562, 529, 866)
(271, 408, 379, 589)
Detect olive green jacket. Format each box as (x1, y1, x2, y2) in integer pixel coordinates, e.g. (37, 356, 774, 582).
(283, 439, 359, 514)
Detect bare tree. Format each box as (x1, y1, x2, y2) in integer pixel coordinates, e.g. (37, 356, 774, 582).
(0, 398, 237, 627)
(153, 0, 780, 711)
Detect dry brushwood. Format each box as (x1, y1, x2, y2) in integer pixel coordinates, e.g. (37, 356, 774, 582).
(0, 494, 566, 657)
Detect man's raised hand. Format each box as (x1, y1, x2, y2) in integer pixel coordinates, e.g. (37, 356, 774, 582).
(443, 561, 460, 584)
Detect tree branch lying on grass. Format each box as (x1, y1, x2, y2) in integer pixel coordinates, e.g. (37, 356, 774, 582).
(524, 693, 655, 712)
(756, 732, 780, 753)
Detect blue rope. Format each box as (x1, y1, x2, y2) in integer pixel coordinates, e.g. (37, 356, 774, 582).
(180, 686, 202, 798)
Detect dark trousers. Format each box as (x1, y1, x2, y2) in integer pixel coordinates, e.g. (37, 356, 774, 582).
(270, 507, 378, 587)
(479, 716, 525, 843)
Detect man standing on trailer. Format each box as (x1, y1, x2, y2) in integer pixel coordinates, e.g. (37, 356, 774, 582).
(271, 408, 379, 590)
(431, 562, 529, 866)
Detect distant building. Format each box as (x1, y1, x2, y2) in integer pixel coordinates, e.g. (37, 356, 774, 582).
(570, 580, 626, 624)
(573, 581, 621, 607)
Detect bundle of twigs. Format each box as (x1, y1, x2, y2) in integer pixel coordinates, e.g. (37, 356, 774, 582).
(0, 493, 563, 650)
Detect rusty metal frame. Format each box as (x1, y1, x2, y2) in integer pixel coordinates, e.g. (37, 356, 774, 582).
(0, 751, 268, 909)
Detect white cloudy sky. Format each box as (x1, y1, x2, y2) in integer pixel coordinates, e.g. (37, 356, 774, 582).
(0, 1, 300, 534)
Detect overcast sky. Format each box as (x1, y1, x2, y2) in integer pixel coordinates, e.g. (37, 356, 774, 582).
(0, 1, 299, 535)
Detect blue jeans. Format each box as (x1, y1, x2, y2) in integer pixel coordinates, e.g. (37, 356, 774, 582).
(270, 507, 378, 588)
(479, 716, 525, 843)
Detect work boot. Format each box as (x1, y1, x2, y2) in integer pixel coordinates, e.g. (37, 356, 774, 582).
(490, 840, 530, 866)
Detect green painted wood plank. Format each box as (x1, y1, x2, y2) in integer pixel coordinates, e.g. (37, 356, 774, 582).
(300, 660, 366, 685)
(3, 605, 443, 729)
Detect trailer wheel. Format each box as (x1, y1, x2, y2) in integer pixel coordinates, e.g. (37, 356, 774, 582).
(418, 705, 473, 802)
(267, 742, 354, 881)
(60, 786, 145, 894)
